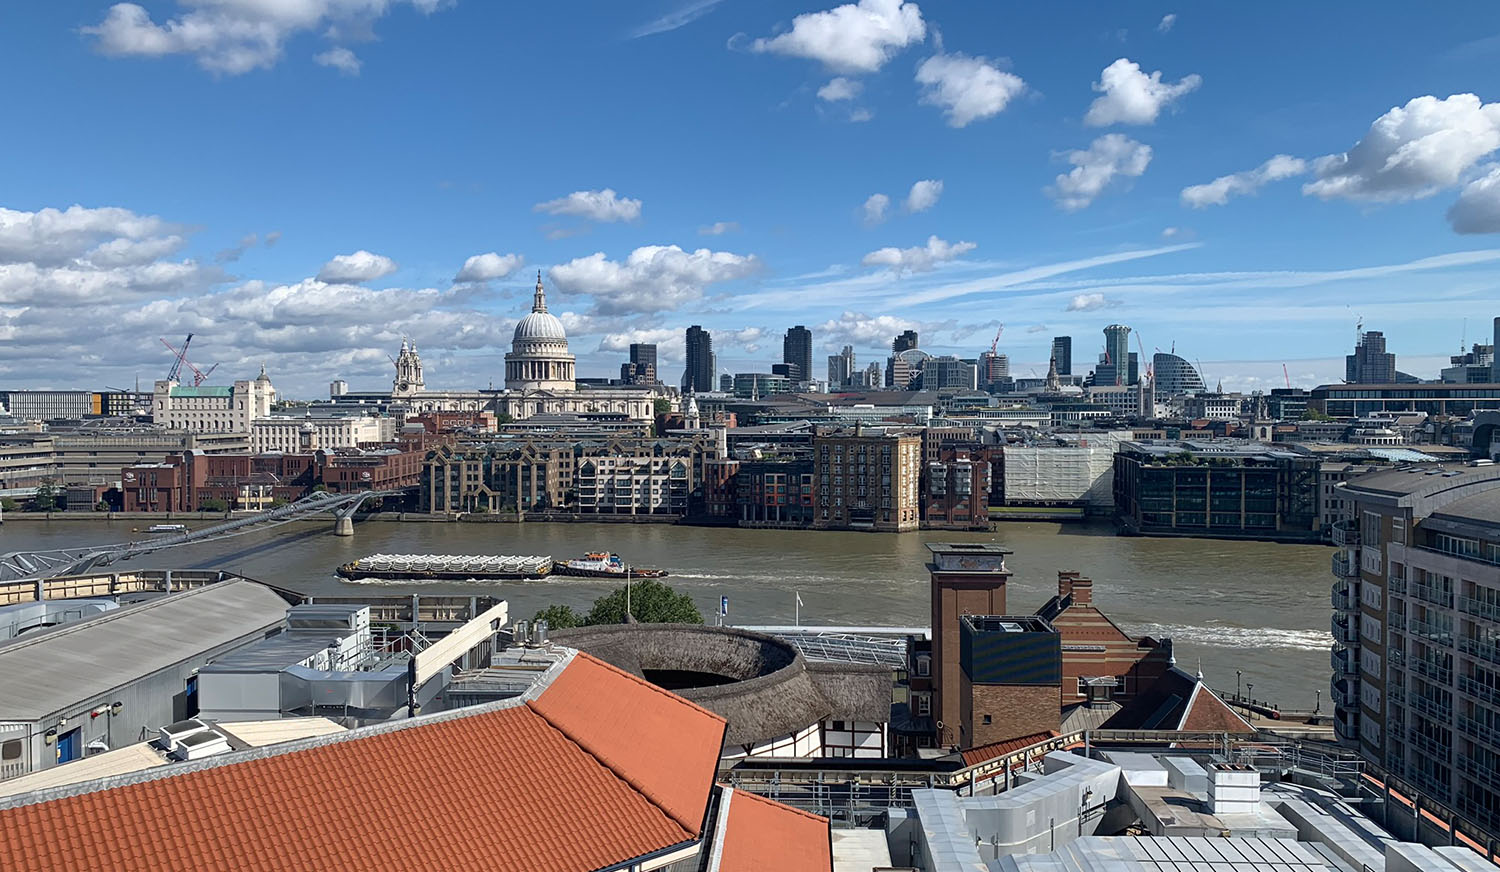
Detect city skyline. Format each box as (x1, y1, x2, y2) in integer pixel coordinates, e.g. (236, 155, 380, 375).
(3, 3, 1500, 395)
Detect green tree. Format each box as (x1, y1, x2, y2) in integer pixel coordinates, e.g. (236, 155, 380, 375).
(493, 412, 515, 426)
(1301, 407, 1334, 422)
(653, 398, 673, 416)
(32, 478, 58, 511)
(199, 497, 229, 512)
(584, 578, 703, 626)
(531, 603, 581, 630)
(0, 497, 18, 513)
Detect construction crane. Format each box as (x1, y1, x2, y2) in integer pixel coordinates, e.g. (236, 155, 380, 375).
(1135, 333, 1152, 382)
(160, 334, 220, 387)
(1283, 363, 1291, 390)
(987, 325, 1005, 357)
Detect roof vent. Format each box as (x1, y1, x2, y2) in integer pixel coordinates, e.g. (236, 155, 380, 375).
(1471, 459, 1494, 467)
(169, 729, 232, 762)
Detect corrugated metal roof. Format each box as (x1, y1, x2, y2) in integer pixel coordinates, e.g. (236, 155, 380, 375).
(0, 581, 290, 720)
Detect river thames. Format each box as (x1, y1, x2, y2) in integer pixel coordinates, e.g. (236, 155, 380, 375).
(2, 519, 1333, 711)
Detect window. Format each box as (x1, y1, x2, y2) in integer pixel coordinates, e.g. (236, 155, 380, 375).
(915, 694, 931, 716)
(915, 655, 931, 677)
(0, 740, 20, 761)
(982, 715, 992, 725)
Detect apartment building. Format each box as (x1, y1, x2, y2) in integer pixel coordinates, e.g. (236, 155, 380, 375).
(1330, 461, 1500, 832)
(811, 427, 922, 531)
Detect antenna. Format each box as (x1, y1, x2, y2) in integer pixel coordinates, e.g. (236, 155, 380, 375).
(1462, 317, 1468, 352)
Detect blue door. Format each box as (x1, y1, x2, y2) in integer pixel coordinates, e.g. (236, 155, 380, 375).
(55, 728, 80, 764)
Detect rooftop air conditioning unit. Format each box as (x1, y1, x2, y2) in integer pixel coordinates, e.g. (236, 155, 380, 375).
(156, 718, 211, 754)
(170, 729, 232, 761)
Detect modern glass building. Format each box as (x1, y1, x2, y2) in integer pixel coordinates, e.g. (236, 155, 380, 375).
(1151, 352, 1207, 397)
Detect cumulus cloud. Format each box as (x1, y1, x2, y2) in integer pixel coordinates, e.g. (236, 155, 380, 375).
(1303, 94, 1500, 202)
(1448, 165, 1500, 234)
(915, 52, 1025, 127)
(750, 0, 926, 74)
(817, 310, 921, 346)
(454, 252, 524, 283)
(904, 179, 943, 212)
(1026, 324, 1049, 334)
(861, 193, 891, 225)
(699, 221, 740, 235)
(1065, 293, 1115, 311)
(549, 244, 761, 314)
(533, 188, 643, 223)
(1084, 58, 1201, 126)
(316, 250, 398, 284)
(1180, 155, 1308, 207)
(598, 327, 685, 358)
(861, 235, 975, 274)
(1157, 13, 1176, 32)
(1048, 134, 1152, 211)
(817, 77, 862, 101)
(313, 46, 360, 76)
(0, 204, 174, 266)
(83, 0, 444, 75)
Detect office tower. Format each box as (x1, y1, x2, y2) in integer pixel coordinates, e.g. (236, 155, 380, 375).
(683, 326, 714, 393)
(978, 351, 1009, 386)
(1494, 317, 1500, 383)
(783, 325, 812, 385)
(1051, 336, 1072, 376)
(863, 361, 882, 388)
(1346, 330, 1397, 384)
(1152, 352, 1206, 397)
(630, 344, 657, 382)
(1095, 324, 1132, 387)
(719, 373, 733, 392)
(828, 345, 855, 388)
(893, 330, 919, 353)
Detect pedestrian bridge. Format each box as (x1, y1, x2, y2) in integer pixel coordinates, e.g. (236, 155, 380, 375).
(0, 489, 403, 585)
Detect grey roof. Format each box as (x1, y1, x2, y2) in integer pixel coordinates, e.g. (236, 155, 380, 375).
(1424, 488, 1500, 536)
(0, 581, 292, 721)
(1339, 462, 1500, 507)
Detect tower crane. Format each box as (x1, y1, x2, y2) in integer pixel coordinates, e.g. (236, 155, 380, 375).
(160, 335, 221, 387)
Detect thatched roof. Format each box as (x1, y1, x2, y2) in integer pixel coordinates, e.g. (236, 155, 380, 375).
(551, 624, 891, 746)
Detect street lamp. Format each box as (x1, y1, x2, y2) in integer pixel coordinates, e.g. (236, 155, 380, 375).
(1246, 682, 1254, 709)
(1236, 670, 1242, 703)
(1315, 689, 1322, 716)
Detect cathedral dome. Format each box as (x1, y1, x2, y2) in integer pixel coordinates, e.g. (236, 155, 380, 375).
(513, 310, 567, 343)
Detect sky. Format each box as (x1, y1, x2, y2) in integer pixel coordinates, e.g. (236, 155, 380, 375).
(3, 1, 1500, 398)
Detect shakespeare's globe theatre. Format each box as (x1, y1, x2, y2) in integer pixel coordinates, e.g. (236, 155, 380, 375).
(505, 272, 576, 392)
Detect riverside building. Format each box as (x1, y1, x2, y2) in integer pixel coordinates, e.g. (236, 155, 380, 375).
(811, 427, 922, 531)
(1330, 461, 1500, 832)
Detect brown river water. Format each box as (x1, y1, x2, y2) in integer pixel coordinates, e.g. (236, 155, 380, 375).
(0, 519, 1333, 711)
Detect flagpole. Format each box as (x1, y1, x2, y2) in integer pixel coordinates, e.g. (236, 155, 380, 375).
(795, 590, 800, 627)
(625, 565, 631, 623)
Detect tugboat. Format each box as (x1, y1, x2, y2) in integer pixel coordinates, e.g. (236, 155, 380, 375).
(555, 552, 668, 579)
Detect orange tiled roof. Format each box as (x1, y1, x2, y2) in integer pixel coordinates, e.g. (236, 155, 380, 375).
(0, 651, 727, 872)
(959, 730, 1060, 767)
(716, 787, 832, 872)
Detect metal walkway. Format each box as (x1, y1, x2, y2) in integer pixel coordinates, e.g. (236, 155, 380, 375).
(0, 489, 403, 584)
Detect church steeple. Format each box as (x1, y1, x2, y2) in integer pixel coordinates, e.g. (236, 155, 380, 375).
(533, 270, 548, 313)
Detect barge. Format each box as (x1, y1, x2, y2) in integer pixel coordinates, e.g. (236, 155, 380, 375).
(337, 553, 553, 580)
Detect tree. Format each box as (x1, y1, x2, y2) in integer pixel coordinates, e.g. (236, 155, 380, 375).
(653, 398, 673, 416)
(493, 412, 515, 426)
(199, 497, 229, 512)
(0, 498, 17, 513)
(531, 604, 581, 630)
(1301, 407, 1334, 422)
(32, 478, 58, 512)
(584, 578, 703, 626)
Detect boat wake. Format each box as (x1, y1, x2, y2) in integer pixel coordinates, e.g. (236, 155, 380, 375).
(1128, 622, 1331, 651)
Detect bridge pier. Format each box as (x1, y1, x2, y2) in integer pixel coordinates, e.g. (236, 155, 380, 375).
(333, 516, 355, 537)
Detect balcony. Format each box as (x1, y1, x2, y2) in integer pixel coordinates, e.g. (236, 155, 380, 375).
(1412, 656, 1453, 684)
(1411, 694, 1453, 722)
(1458, 637, 1500, 666)
(1407, 728, 1452, 760)
(1332, 614, 1360, 645)
(1330, 675, 1357, 707)
(1390, 648, 1407, 668)
(1459, 596, 1500, 623)
(1389, 574, 1407, 595)
(1334, 707, 1359, 743)
(1457, 675, 1500, 707)
(1331, 646, 1358, 676)
(1332, 552, 1360, 578)
(1411, 583, 1454, 609)
(1331, 584, 1353, 612)
(1457, 755, 1500, 791)
(1331, 519, 1361, 548)
(1408, 618, 1453, 647)
(1458, 716, 1500, 749)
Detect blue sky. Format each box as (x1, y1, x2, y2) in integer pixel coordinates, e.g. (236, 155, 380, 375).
(3, 1, 1500, 396)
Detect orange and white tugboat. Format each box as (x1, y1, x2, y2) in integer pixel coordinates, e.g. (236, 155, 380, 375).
(554, 552, 668, 579)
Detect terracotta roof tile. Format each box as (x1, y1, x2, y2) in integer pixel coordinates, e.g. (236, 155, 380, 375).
(717, 788, 832, 872)
(0, 652, 729, 872)
(959, 730, 1060, 767)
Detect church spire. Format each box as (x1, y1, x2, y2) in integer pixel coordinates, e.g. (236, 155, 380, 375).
(533, 270, 548, 314)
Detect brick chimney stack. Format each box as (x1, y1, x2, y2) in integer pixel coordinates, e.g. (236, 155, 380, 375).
(1058, 571, 1093, 605)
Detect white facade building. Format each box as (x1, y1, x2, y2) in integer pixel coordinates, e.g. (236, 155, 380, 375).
(152, 368, 275, 433)
(250, 415, 393, 454)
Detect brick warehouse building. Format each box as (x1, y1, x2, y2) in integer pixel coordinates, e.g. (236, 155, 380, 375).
(811, 426, 922, 531)
(122, 447, 424, 512)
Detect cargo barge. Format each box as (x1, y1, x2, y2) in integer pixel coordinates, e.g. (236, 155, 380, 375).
(337, 553, 552, 580)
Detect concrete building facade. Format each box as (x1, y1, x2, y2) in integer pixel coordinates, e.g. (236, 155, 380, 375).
(811, 428, 922, 531)
(152, 368, 275, 434)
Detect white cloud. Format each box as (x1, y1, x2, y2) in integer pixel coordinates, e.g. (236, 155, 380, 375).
(850, 108, 874, 122)
(915, 52, 1025, 127)
(1048, 134, 1153, 211)
(861, 193, 891, 225)
(313, 46, 360, 76)
(1065, 292, 1115, 311)
(549, 244, 761, 314)
(454, 252, 524, 283)
(699, 221, 740, 235)
(598, 328, 685, 358)
(750, 0, 926, 74)
(1303, 94, 1500, 202)
(83, 1, 443, 75)
(533, 188, 643, 223)
(1084, 58, 1201, 126)
(1157, 13, 1176, 32)
(1448, 165, 1500, 234)
(316, 250, 398, 284)
(0, 204, 172, 266)
(630, 0, 728, 38)
(904, 179, 943, 212)
(1161, 226, 1180, 239)
(817, 76, 862, 101)
(861, 235, 976, 274)
(1180, 155, 1308, 207)
(87, 234, 187, 268)
(817, 310, 921, 346)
